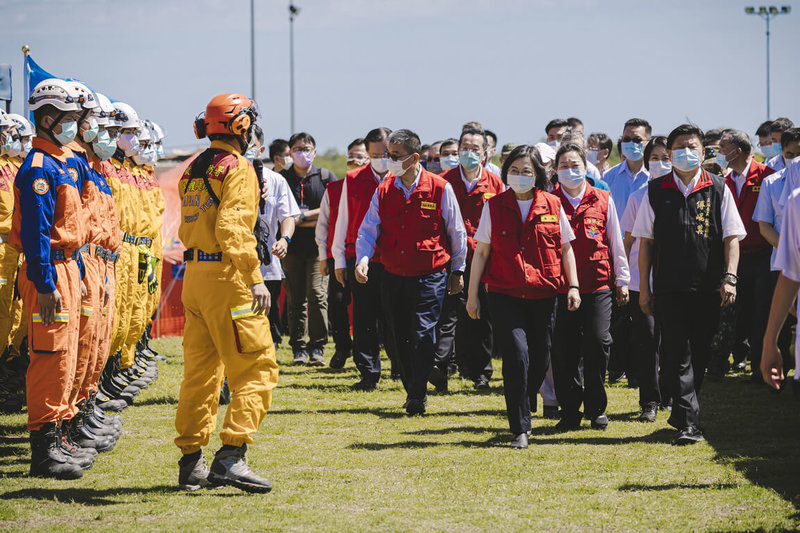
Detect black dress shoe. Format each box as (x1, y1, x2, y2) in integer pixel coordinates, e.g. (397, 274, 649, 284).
(428, 366, 448, 393)
(542, 406, 560, 419)
(473, 376, 490, 390)
(351, 379, 377, 391)
(405, 399, 426, 416)
(555, 414, 582, 431)
(607, 371, 626, 385)
(638, 403, 657, 423)
(590, 414, 609, 430)
(673, 426, 705, 445)
(329, 350, 348, 369)
(510, 433, 528, 449)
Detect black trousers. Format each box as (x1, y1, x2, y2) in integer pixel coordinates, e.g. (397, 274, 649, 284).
(656, 291, 720, 430)
(347, 258, 395, 383)
(327, 258, 352, 354)
(434, 265, 493, 381)
(608, 303, 633, 378)
(628, 291, 661, 408)
(489, 292, 556, 435)
(381, 269, 447, 401)
(735, 250, 772, 376)
(552, 290, 613, 420)
(265, 279, 283, 345)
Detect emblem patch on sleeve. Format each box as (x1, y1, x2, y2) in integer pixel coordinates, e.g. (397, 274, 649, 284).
(68, 167, 79, 183)
(32, 178, 49, 195)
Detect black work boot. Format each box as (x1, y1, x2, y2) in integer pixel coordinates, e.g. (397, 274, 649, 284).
(69, 411, 116, 453)
(207, 444, 272, 493)
(89, 392, 123, 429)
(178, 450, 210, 492)
(79, 399, 119, 438)
(58, 422, 95, 470)
(30, 422, 83, 479)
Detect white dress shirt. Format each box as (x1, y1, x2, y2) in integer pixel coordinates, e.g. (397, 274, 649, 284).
(331, 167, 386, 270)
(473, 201, 574, 245)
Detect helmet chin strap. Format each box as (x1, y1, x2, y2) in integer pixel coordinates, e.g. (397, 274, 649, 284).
(42, 110, 67, 144)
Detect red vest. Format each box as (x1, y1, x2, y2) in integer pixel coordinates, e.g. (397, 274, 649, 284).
(725, 159, 773, 255)
(483, 189, 564, 299)
(556, 184, 612, 294)
(441, 166, 505, 261)
(326, 179, 344, 259)
(345, 164, 383, 263)
(376, 169, 451, 277)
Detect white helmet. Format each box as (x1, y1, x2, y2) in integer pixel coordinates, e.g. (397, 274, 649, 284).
(137, 120, 152, 142)
(67, 81, 98, 110)
(94, 93, 116, 127)
(7, 114, 34, 136)
(113, 102, 140, 130)
(150, 122, 165, 143)
(28, 78, 82, 112)
(0, 110, 13, 129)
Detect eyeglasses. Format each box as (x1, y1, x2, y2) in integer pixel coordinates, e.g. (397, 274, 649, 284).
(388, 153, 412, 162)
(291, 147, 313, 154)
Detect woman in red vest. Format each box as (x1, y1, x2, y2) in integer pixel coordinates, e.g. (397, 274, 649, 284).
(467, 145, 580, 449)
(551, 143, 630, 433)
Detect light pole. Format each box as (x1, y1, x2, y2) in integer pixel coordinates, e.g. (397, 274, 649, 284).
(289, 3, 300, 134)
(250, 0, 256, 100)
(744, 5, 791, 120)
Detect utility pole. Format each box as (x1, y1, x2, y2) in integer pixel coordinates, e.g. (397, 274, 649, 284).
(250, 0, 256, 100)
(289, 3, 300, 134)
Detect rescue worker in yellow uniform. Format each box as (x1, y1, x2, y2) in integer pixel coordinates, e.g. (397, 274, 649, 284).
(142, 121, 166, 346)
(175, 93, 277, 493)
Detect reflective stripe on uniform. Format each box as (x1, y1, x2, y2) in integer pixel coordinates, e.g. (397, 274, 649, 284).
(81, 306, 94, 317)
(32, 312, 69, 323)
(230, 304, 255, 320)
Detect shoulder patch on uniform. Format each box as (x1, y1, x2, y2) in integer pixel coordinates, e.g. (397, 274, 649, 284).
(32, 177, 49, 195)
(68, 167, 79, 183)
(421, 201, 437, 210)
(31, 152, 44, 169)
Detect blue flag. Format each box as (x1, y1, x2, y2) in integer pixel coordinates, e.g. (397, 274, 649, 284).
(23, 54, 111, 119)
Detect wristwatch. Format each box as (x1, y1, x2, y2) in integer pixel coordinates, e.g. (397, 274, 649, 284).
(281, 235, 292, 244)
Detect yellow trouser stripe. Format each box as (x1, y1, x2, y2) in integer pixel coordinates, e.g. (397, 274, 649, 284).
(230, 305, 255, 320)
(32, 313, 69, 323)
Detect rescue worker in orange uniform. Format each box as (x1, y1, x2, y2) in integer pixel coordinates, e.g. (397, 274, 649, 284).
(175, 93, 277, 493)
(12, 79, 87, 479)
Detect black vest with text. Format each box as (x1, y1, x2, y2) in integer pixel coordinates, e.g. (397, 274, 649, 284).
(649, 170, 725, 294)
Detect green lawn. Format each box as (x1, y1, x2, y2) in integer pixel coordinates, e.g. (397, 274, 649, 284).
(1, 337, 799, 532)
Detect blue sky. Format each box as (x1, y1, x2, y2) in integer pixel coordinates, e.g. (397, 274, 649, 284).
(2, 0, 799, 152)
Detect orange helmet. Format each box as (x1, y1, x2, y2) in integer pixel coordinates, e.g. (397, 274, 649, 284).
(194, 93, 259, 139)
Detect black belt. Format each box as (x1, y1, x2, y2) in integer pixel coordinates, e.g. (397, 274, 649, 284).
(184, 249, 222, 262)
(51, 248, 79, 261)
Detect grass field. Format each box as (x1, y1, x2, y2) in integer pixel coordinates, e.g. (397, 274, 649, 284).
(1, 337, 799, 532)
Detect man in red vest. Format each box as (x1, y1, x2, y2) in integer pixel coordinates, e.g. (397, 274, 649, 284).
(435, 127, 505, 391)
(331, 128, 399, 388)
(718, 129, 774, 382)
(355, 129, 467, 415)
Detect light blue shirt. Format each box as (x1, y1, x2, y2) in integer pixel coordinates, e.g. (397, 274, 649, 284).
(753, 168, 787, 270)
(603, 161, 650, 224)
(766, 154, 785, 172)
(356, 168, 467, 272)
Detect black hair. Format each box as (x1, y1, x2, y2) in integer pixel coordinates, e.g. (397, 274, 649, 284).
(588, 132, 613, 154)
(623, 118, 652, 136)
(554, 143, 586, 168)
(440, 138, 458, 151)
(348, 137, 365, 152)
(756, 120, 773, 138)
(484, 129, 497, 146)
(667, 124, 704, 150)
(387, 129, 421, 155)
(500, 145, 549, 191)
(567, 117, 583, 129)
(781, 127, 800, 147)
(420, 144, 430, 152)
(770, 117, 794, 133)
(643, 136, 668, 171)
(459, 127, 487, 150)
(268, 138, 289, 162)
(289, 132, 316, 148)
(364, 127, 392, 152)
(720, 129, 752, 157)
(545, 118, 567, 134)
(703, 128, 722, 146)
(252, 124, 264, 145)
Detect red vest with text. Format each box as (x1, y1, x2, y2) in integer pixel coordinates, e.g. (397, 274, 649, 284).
(345, 164, 382, 263)
(725, 159, 773, 255)
(556, 184, 612, 294)
(483, 189, 564, 299)
(326, 179, 344, 259)
(376, 169, 450, 277)
(441, 166, 505, 262)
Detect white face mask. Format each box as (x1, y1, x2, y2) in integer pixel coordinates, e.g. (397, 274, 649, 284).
(282, 155, 293, 169)
(648, 160, 672, 178)
(557, 168, 585, 189)
(118, 133, 139, 156)
(507, 174, 537, 193)
(371, 157, 389, 174)
(440, 154, 459, 172)
(587, 150, 599, 165)
(387, 154, 413, 176)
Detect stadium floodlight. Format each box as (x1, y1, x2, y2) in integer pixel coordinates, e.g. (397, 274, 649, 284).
(744, 6, 792, 119)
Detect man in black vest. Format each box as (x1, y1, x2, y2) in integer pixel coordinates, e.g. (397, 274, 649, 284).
(633, 124, 745, 445)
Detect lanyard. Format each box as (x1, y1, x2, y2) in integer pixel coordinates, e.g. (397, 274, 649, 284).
(297, 174, 309, 207)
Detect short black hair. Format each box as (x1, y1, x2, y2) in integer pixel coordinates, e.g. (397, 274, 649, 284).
(459, 127, 487, 150)
(643, 136, 668, 171)
(387, 129, 421, 155)
(348, 137, 365, 152)
(364, 127, 391, 151)
(588, 132, 613, 154)
(756, 120, 773, 138)
(500, 144, 548, 191)
(252, 124, 264, 145)
(484, 129, 497, 146)
(545, 118, 568, 134)
(720, 129, 752, 156)
(289, 132, 316, 148)
(567, 117, 583, 129)
(770, 117, 794, 133)
(667, 124, 704, 150)
(703, 129, 722, 147)
(554, 143, 586, 168)
(440, 138, 458, 151)
(781, 127, 800, 147)
(623, 118, 652, 136)
(268, 138, 289, 162)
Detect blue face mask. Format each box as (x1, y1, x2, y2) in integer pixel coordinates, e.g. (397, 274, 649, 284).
(459, 150, 482, 171)
(440, 155, 459, 172)
(1, 135, 13, 155)
(92, 130, 117, 161)
(761, 143, 781, 159)
(81, 118, 99, 143)
(557, 168, 585, 189)
(671, 148, 702, 172)
(244, 146, 259, 161)
(21, 139, 32, 157)
(54, 120, 78, 145)
(156, 145, 165, 158)
(621, 141, 644, 162)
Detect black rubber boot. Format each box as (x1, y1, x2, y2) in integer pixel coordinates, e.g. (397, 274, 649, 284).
(30, 422, 84, 479)
(207, 444, 272, 493)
